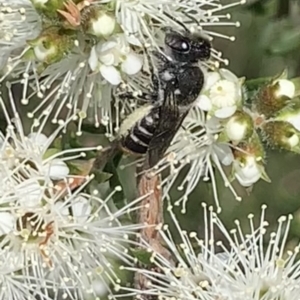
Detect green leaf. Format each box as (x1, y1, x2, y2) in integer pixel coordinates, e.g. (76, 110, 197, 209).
(116, 156, 139, 204)
(22, 48, 35, 60)
(53, 136, 62, 150)
(244, 77, 272, 93)
(42, 148, 61, 159)
(130, 248, 152, 266)
(67, 159, 95, 176)
(93, 171, 113, 183)
(103, 154, 126, 209)
(69, 131, 83, 149)
(67, 162, 81, 175)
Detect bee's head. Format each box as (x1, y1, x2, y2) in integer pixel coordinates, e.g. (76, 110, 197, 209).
(164, 28, 211, 63)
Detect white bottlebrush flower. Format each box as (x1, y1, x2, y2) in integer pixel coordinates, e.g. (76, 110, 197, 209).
(122, 204, 300, 300)
(0, 84, 99, 201)
(120, 206, 217, 300)
(0, 263, 59, 300)
(150, 106, 240, 213)
(2, 36, 144, 137)
(0, 88, 147, 299)
(197, 68, 243, 118)
(0, 0, 41, 70)
(88, 34, 143, 85)
(0, 186, 146, 300)
(1, 48, 105, 135)
(96, 0, 245, 62)
(0, 91, 90, 194)
(197, 205, 300, 300)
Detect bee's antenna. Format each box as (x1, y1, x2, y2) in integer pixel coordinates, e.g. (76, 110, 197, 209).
(163, 11, 189, 32)
(182, 11, 202, 29)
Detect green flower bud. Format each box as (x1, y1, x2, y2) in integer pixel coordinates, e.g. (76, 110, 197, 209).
(26, 27, 75, 65)
(262, 121, 300, 153)
(233, 132, 265, 163)
(276, 100, 300, 131)
(231, 133, 270, 187)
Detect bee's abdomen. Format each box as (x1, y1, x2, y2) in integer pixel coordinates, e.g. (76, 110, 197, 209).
(121, 135, 148, 154)
(120, 109, 159, 155)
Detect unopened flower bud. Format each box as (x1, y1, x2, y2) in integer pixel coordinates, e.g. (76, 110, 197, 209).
(262, 121, 300, 153)
(233, 156, 262, 187)
(225, 110, 253, 143)
(232, 135, 269, 187)
(274, 79, 295, 99)
(276, 102, 300, 131)
(26, 27, 75, 65)
(255, 79, 295, 118)
(84, 9, 116, 37)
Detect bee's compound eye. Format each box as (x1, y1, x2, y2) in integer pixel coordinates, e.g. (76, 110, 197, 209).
(170, 38, 190, 52)
(166, 32, 191, 53)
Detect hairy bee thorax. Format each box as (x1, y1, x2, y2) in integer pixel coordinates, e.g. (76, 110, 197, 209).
(153, 29, 210, 107)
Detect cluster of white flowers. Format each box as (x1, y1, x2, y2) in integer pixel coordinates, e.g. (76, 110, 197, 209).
(0, 86, 148, 300)
(123, 204, 300, 300)
(3, 1, 300, 299)
(144, 68, 300, 212)
(0, 0, 245, 135)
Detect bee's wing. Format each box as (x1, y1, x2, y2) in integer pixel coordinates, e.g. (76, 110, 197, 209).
(145, 91, 188, 169)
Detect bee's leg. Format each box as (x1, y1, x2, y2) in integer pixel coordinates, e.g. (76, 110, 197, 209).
(143, 49, 163, 102)
(152, 50, 170, 64)
(151, 73, 159, 93)
(116, 91, 158, 105)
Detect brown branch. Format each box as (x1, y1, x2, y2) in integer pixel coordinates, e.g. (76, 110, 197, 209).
(137, 173, 163, 243)
(134, 171, 171, 298)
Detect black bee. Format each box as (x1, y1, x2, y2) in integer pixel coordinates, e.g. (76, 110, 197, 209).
(118, 28, 211, 169)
